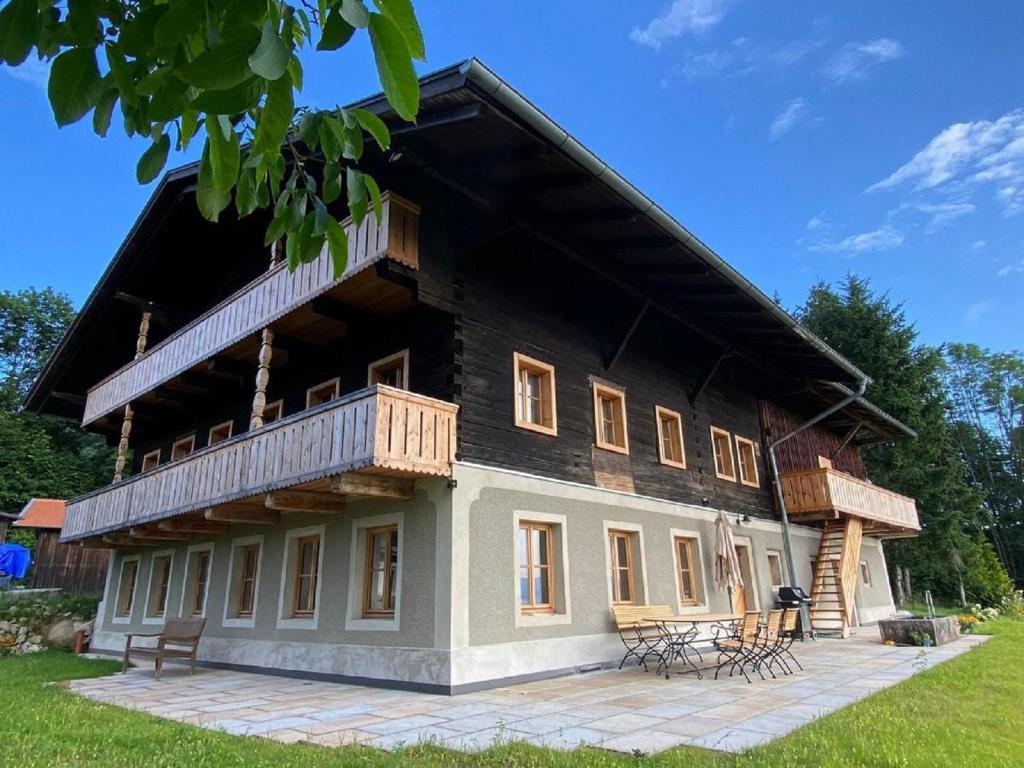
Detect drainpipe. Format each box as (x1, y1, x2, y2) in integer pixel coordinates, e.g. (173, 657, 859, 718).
(766, 376, 869, 637)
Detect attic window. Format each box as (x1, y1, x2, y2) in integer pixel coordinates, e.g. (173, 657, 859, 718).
(514, 353, 557, 436)
(368, 350, 409, 390)
(709, 426, 735, 481)
(593, 382, 628, 454)
(263, 399, 283, 424)
(735, 436, 760, 487)
(171, 435, 196, 461)
(655, 406, 685, 469)
(306, 378, 340, 408)
(141, 449, 161, 473)
(208, 420, 233, 446)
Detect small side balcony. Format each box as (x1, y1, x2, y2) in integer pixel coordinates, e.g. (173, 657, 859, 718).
(62, 386, 456, 544)
(779, 467, 920, 537)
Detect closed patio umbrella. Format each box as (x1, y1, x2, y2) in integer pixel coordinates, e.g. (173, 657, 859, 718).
(714, 510, 744, 612)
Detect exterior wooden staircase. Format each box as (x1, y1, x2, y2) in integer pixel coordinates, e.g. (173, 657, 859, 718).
(809, 516, 863, 637)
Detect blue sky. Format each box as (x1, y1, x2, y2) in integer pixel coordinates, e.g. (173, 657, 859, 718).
(2, 1, 1022, 350)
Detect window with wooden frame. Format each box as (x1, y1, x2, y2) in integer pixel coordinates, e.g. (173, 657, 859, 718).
(368, 350, 409, 390)
(115, 558, 138, 618)
(140, 449, 161, 473)
(362, 525, 399, 617)
(766, 550, 785, 588)
(171, 434, 196, 461)
(207, 420, 233, 446)
(709, 426, 736, 481)
(655, 406, 685, 468)
(674, 536, 700, 606)
(608, 530, 636, 604)
(860, 560, 872, 586)
(262, 399, 283, 424)
(518, 522, 554, 613)
(306, 378, 339, 408)
(593, 382, 629, 454)
(735, 436, 760, 487)
(513, 353, 557, 436)
(148, 554, 173, 618)
(291, 535, 321, 618)
(190, 550, 211, 617)
(236, 543, 260, 618)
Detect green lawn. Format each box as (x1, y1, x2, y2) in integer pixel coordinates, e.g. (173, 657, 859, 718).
(0, 622, 1019, 767)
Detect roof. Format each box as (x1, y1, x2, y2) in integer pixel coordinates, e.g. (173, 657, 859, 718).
(25, 59, 912, 443)
(15, 498, 66, 530)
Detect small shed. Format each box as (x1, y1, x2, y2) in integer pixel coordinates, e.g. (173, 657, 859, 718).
(14, 499, 109, 595)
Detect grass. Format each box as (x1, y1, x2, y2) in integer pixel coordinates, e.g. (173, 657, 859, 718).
(0, 622, 1019, 767)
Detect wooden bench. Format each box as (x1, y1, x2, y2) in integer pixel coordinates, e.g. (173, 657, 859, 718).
(611, 604, 675, 671)
(122, 618, 206, 680)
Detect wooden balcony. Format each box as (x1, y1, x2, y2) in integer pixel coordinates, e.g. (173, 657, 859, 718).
(82, 192, 420, 427)
(779, 468, 920, 537)
(62, 386, 456, 542)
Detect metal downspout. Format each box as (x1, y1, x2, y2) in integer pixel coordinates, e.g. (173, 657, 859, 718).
(766, 377, 869, 636)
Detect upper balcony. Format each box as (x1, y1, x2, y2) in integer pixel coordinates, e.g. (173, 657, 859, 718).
(82, 192, 421, 427)
(779, 467, 920, 537)
(63, 385, 456, 543)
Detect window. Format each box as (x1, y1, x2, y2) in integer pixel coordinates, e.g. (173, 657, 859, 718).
(513, 353, 557, 436)
(141, 449, 161, 473)
(147, 554, 173, 618)
(363, 526, 399, 617)
(237, 543, 260, 618)
(306, 378, 340, 408)
(735, 436, 760, 487)
(188, 549, 211, 617)
(292, 535, 321, 617)
(208, 420, 233, 446)
(263, 399, 283, 424)
(766, 550, 785, 588)
(655, 406, 685, 468)
(115, 558, 139, 618)
(593, 382, 629, 454)
(674, 537, 699, 606)
(860, 560, 872, 586)
(368, 350, 409, 390)
(609, 530, 636, 604)
(518, 522, 554, 613)
(171, 434, 196, 461)
(710, 426, 736, 481)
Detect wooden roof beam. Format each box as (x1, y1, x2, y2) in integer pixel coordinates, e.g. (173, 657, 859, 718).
(265, 490, 347, 514)
(157, 518, 229, 535)
(331, 473, 415, 500)
(129, 526, 191, 541)
(205, 507, 280, 525)
(604, 299, 650, 372)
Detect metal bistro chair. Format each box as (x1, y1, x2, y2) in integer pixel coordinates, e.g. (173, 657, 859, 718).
(754, 609, 787, 679)
(653, 619, 701, 679)
(713, 610, 763, 684)
(775, 607, 804, 673)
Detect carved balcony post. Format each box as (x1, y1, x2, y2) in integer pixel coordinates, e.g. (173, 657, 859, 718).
(249, 327, 275, 430)
(112, 311, 151, 482)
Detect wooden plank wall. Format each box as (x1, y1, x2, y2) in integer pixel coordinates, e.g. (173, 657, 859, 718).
(31, 531, 109, 595)
(758, 400, 866, 478)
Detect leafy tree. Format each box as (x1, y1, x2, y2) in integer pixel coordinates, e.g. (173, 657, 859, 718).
(797, 275, 1013, 604)
(0, 0, 424, 276)
(0, 288, 75, 411)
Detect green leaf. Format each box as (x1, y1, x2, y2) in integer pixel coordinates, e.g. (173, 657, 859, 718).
(322, 162, 342, 204)
(47, 47, 103, 127)
(153, 0, 205, 49)
(248, 20, 290, 80)
(287, 55, 304, 91)
(148, 75, 190, 122)
(340, 0, 370, 29)
(254, 72, 293, 153)
(136, 132, 170, 184)
(318, 118, 341, 161)
(92, 89, 118, 137)
(180, 108, 200, 148)
(317, 8, 355, 51)
(373, 0, 424, 61)
(235, 167, 259, 217)
(120, 6, 168, 58)
(296, 111, 321, 148)
(197, 143, 232, 222)
(325, 216, 349, 278)
(176, 28, 261, 91)
(0, 0, 39, 66)
(342, 122, 363, 159)
(352, 107, 390, 150)
(105, 44, 136, 106)
(190, 77, 263, 114)
(205, 115, 240, 192)
(367, 13, 418, 122)
(346, 168, 367, 224)
(363, 173, 383, 224)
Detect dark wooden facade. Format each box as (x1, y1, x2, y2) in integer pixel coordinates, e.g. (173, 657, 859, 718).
(31, 531, 110, 595)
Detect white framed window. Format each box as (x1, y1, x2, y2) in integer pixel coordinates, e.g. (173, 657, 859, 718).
(179, 543, 214, 618)
(710, 426, 736, 481)
(306, 377, 340, 408)
(601, 521, 648, 608)
(655, 405, 685, 469)
(592, 380, 629, 454)
(276, 525, 326, 630)
(208, 420, 233, 446)
(171, 434, 196, 461)
(141, 449, 161, 473)
(766, 550, 785, 589)
(345, 512, 403, 631)
(222, 535, 263, 628)
(669, 528, 709, 613)
(144, 551, 174, 623)
(113, 555, 141, 624)
(513, 352, 557, 436)
(512, 510, 572, 627)
(368, 349, 410, 390)
(735, 435, 760, 488)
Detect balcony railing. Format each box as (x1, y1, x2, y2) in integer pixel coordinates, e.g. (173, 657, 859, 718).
(82, 192, 420, 426)
(779, 468, 920, 533)
(62, 386, 456, 541)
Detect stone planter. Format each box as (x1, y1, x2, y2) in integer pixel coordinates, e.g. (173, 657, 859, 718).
(877, 616, 960, 646)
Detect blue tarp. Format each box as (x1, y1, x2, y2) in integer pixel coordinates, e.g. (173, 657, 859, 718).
(0, 544, 31, 579)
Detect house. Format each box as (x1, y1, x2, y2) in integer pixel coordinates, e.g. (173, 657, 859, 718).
(13, 499, 110, 594)
(25, 60, 919, 694)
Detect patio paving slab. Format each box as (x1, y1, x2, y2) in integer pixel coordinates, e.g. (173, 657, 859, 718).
(67, 630, 988, 755)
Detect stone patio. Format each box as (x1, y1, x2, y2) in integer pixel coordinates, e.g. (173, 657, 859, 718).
(67, 630, 988, 755)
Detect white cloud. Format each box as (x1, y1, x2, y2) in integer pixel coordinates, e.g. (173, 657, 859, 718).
(824, 38, 904, 84)
(2, 56, 50, 90)
(916, 202, 976, 231)
(770, 98, 809, 141)
(971, 240, 987, 251)
(964, 299, 994, 327)
(630, 0, 732, 50)
(997, 258, 1024, 277)
(809, 224, 905, 254)
(806, 213, 827, 230)
(668, 34, 827, 82)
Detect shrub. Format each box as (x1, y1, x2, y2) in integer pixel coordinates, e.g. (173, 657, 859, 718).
(0, 593, 99, 632)
(998, 591, 1024, 621)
